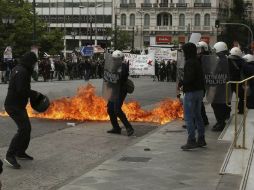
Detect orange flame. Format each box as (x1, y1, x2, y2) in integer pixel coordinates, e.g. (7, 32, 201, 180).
(0, 84, 183, 124)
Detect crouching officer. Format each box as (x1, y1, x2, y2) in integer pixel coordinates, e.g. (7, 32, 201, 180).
(4, 52, 50, 169)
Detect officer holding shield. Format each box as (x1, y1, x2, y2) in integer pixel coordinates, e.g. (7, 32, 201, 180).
(103, 50, 134, 136)
(202, 42, 231, 132)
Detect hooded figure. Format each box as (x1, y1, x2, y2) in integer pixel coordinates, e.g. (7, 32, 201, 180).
(178, 43, 206, 150)
(4, 51, 39, 169)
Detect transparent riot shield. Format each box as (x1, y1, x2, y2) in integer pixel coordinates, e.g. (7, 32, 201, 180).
(201, 54, 232, 103)
(102, 53, 122, 102)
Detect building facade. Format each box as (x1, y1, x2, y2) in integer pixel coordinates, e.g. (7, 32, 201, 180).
(33, 0, 113, 55)
(116, 0, 231, 49)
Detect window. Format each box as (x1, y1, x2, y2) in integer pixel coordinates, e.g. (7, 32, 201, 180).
(144, 14, 150, 26)
(121, 0, 127, 4)
(161, 0, 168, 3)
(144, 0, 150, 3)
(204, 14, 210, 26)
(157, 13, 172, 26)
(129, 0, 135, 3)
(179, 14, 185, 26)
(204, 0, 210, 3)
(194, 0, 202, 3)
(194, 14, 200, 26)
(179, 0, 185, 3)
(130, 14, 135, 26)
(121, 14, 126, 25)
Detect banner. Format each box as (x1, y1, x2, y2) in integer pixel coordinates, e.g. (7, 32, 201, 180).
(148, 47, 177, 62)
(125, 53, 155, 75)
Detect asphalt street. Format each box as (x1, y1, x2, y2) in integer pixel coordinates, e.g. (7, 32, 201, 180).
(0, 77, 177, 190)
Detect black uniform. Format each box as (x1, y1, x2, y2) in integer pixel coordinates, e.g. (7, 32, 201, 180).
(243, 61, 254, 108)
(4, 52, 38, 168)
(228, 55, 245, 113)
(211, 52, 231, 131)
(107, 61, 134, 136)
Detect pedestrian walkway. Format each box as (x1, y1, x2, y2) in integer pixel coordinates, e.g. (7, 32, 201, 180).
(58, 111, 240, 190)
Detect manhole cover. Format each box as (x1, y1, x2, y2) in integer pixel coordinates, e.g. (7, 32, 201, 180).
(118, 157, 151, 163)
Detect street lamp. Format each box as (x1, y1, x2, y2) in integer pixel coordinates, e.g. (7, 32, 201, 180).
(137, 10, 145, 51)
(32, 0, 36, 43)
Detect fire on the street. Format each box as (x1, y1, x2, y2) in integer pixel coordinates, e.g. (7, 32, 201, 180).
(0, 84, 183, 124)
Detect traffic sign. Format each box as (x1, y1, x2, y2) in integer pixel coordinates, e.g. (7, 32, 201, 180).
(80, 46, 94, 57)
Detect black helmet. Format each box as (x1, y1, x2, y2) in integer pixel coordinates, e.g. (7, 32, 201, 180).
(30, 93, 50, 113)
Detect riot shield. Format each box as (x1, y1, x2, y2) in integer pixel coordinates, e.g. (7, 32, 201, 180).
(201, 54, 231, 103)
(102, 53, 122, 102)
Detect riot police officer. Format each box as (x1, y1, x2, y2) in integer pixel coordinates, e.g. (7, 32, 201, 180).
(210, 42, 231, 131)
(242, 54, 254, 108)
(103, 50, 134, 136)
(228, 47, 245, 114)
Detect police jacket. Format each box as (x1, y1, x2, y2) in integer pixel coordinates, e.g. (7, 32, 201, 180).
(228, 55, 245, 81)
(243, 61, 254, 88)
(4, 52, 38, 109)
(180, 43, 205, 93)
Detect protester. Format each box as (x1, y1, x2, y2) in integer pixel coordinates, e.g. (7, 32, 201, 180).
(4, 52, 39, 169)
(178, 42, 206, 150)
(103, 50, 134, 136)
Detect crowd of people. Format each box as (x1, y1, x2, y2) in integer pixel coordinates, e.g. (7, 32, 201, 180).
(154, 60, 177, 82)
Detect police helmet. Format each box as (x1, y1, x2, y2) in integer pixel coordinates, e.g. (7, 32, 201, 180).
(196, 41, 209, 52)
(242, 54, 254, 63)
(30, 93, 50, 113)
(230, 47, 242, 57)
(213, 42, 228, 53)
(112, 50, 124, 58)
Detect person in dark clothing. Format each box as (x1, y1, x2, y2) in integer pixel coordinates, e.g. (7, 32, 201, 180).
(4, 52, 39, 169)
(106, 50, 134, 136)
(178, 42, 206, 150)
(197, 41, 210, 126)
(228, 47, 245, 114)
(242, 54, 254, 108)
(211, 42, 231, 132)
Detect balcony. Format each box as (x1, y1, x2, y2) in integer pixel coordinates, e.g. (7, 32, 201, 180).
(120, 3, 136, 8)
(176, 3, 187, 8)
(154, 26, 173, 31)
(119, 25, 126, 30)
(193, 26, 201, 31)
(203, 26, 211, 31)
(153, 3, 158, 7)
(141, 3, 152, 8)
(178, 26, 185, 30)
(159, 3, 168, 7)
(194, 3, 211, 8)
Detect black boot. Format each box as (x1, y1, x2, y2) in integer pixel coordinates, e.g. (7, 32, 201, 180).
(197, 136, 207, 147)
(16, 152, 34, 160)
(126, 127, 134, 136)
(107, 128, 121, 135)
(212, 122, 225, 132)
(181, 138, 198, 150)
(4, 155, 21, 169)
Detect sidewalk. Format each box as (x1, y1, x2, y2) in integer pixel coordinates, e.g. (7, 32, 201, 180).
(58, 110, 241, 190)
